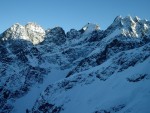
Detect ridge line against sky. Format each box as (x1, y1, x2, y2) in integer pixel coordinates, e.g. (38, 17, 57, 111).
(0, 0, 150, 33)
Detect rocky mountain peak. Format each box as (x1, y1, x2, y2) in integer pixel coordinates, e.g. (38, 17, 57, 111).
(10, 23, 24, 30)
(66, 29, 80, 40)
(25, 22, 45, 33)
(80, 23, 100, 35)
(44, 26, 66, 45)
(25, 22, 45, 44)
(50, 27, 65, 34)
(105, 16, 150, 38)
(113, 15, 123, 24)
(112, 15, 135, 27)
(134, 16, 141, 22)
(1, 23, 28, 41)
(0, 22, 45, 44)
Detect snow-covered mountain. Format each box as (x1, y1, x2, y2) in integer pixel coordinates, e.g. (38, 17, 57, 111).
(1, 22, 45, 44)
(0, 16, 150, 113)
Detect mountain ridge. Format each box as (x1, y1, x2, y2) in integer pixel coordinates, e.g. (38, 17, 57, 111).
(0, 16, 150, 113)
(1, 16, 149, 44)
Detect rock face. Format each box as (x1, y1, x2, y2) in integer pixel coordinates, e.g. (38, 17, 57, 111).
(44, 27, 66, 45)
(1, 22, 45, 44)
(25, 22, 45, 44)
(79, 23, 100, 34)
(0, 16, 150, 113)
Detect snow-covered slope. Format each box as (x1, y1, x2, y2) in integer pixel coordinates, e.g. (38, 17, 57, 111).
(0, 16, 150, 113)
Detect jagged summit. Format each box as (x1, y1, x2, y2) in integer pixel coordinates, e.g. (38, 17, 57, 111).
(1, 16, 149, 45)
(11, 23, 24, 28)
(113, 15, 123, 23)
(1, 22, 45, 44)
(1, 23, 28, 41)
(24, 22, 45, 44)
(105, 16, 150, 38)
(80, 23, 100, 34)
(113, 15, 141, 25)
(134, 16, 141, 22)
(25, 22, 45, 33)
(44, 26, 66, 45)
(112, 15, 135, 26)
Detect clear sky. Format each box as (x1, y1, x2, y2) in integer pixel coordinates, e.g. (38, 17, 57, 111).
(0, 0, 150, 32)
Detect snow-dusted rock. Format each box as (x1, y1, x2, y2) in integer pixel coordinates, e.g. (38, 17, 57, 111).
(44, 27, 66, 45)
(104, 16, 150, 39)
(25, 22, 45, 44)
(79, 23, 100, 35)
(0, 22, 45, 44)
(0, 16, 150, 113)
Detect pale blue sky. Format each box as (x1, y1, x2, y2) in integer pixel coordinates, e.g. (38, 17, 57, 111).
(0, 0, 150, 32)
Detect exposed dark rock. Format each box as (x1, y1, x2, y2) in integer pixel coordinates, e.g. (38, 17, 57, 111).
(94, 104, 125, 113)
(127, 74, 148, 82)
(45, 27, 66, 45)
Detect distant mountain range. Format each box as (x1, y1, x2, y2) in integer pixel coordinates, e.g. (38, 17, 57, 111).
(0, 16, 150, 113)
